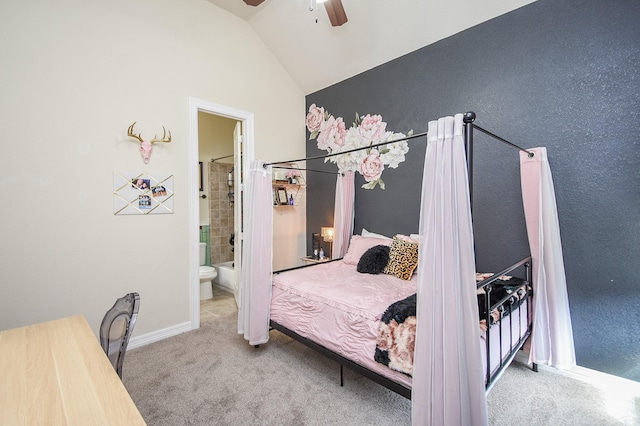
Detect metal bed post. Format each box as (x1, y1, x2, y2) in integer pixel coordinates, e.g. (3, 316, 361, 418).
(484, 283, 493, 384)
(463, 111, 476, 211)
(525, 261, 538, 372)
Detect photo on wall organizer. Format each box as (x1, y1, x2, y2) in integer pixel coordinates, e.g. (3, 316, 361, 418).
(113, 171, 174, 215)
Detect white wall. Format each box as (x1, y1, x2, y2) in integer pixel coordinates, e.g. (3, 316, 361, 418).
(0, 0, 306, 337)
(273, 186, 307, 271)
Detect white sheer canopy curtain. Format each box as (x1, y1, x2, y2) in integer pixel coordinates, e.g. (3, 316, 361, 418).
(520, 148, 576, 368)
(237, 160, 273, 346)
(332, 171, 355, 259)
(412, 114, 488, 426)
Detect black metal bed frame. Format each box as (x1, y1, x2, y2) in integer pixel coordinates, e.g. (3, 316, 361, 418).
(269, 317, 413, 399)
(269, 255, 533, 398)
(476, 256, 535, 391)
(265, 112, 536, 398)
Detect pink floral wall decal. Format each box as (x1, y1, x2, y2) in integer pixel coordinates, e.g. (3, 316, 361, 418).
(306, 104, 412, 189)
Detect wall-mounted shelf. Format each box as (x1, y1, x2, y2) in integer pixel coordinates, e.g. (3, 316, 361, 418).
(272, 180, 305, 207)
(272, 162, 305, 208)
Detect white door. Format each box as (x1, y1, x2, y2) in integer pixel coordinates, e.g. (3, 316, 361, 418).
(232, 122, 242, 307)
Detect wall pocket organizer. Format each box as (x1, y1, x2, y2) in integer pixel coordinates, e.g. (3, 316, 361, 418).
(113, 171, 174, 215)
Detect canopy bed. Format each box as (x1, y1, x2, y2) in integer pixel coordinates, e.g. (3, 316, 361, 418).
(238, 111, 575, 426)
(270, 252, 533, 397)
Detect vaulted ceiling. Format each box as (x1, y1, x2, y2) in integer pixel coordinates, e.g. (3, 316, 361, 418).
(206, 0, 537, 94)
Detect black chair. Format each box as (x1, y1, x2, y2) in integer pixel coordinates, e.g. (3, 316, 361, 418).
(100, 292, 140, 378)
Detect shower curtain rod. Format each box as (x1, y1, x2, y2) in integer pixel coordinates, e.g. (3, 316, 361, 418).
(265, 112, 532, 168)
(211, 154, 234, 162)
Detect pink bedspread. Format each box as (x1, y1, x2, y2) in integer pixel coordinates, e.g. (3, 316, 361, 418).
(270, 261, 417, 388)
(271, 261, 530, 390)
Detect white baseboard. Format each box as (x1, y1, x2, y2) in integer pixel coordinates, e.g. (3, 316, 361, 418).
(127, 321, 193, 351)
(515, 350, 640, 395)
(214, 282, 234, 293)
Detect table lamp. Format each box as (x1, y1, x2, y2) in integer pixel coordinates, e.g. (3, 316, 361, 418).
(321, 226, 334, 258)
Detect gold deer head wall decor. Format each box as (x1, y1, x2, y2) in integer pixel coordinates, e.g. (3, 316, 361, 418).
(127, 122, 172, 164)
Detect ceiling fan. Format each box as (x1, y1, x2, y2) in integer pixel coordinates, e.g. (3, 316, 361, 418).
(243, 0, 348, 27)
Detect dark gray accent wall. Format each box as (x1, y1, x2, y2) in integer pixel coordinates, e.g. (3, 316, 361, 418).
(306, 0, 640, 381)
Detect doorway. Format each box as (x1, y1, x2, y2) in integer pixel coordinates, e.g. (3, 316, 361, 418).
(188, 98, 254, 329)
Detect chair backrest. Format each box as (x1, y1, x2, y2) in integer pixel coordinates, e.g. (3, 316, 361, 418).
(99, 292, 140, 378)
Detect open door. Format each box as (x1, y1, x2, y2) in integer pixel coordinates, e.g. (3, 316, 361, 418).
(233, 122, 242, 308)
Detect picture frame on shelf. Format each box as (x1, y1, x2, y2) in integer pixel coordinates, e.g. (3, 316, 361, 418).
(276, 187, 289, 205)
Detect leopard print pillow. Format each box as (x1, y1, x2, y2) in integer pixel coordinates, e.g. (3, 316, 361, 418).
(383, 236, 419, 280)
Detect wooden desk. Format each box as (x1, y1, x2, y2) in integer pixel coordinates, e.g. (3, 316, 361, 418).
(0, 315, 146, 425)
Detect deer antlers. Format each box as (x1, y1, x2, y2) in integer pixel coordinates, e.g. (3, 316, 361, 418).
(127, 122, 172, 143)
(127, 122, 172, 164)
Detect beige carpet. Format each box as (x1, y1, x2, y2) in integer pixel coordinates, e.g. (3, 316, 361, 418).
(123, 288, 639, 425)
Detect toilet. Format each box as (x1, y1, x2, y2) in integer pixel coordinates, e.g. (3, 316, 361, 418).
(199, 243, 217, 300)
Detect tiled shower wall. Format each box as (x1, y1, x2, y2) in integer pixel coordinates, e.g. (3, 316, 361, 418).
(209, 162, 234, 265)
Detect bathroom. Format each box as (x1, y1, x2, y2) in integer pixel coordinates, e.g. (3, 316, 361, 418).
(198, 111, 239, 308)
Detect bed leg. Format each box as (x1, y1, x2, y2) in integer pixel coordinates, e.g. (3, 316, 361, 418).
(340, 364, 344, 387)
(532, 362, 538, 372)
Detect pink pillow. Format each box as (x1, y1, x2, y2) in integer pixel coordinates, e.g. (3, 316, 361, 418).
(343, 235, 392, 265)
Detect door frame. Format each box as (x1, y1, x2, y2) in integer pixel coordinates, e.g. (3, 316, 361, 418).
(188, 97, 254, 329)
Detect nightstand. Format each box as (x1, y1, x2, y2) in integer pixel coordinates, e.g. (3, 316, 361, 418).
(301, 256, 331, 265)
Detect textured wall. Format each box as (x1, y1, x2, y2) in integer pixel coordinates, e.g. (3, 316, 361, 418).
(209, 162, 234, 265)
(306, 0, 640, 381)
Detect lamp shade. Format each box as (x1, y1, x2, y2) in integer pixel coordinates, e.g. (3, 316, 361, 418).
(321, 227, 334, 242)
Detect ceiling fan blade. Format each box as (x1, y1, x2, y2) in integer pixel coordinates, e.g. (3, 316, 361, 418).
(324, 0, 348, 27)
(243, 0, 266, 6)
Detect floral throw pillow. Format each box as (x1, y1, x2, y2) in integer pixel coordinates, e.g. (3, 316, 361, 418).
(383, 236, 419, 280)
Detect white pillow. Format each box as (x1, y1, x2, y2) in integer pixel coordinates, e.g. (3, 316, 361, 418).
(361, 228, 392, 240)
